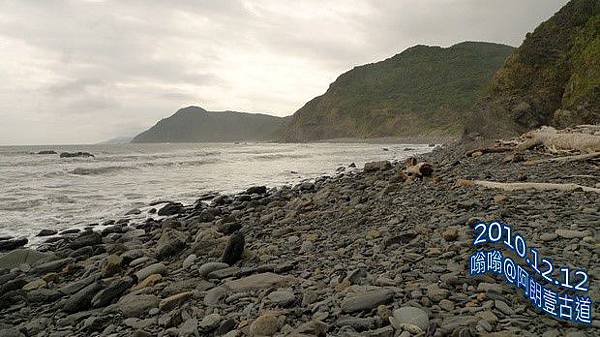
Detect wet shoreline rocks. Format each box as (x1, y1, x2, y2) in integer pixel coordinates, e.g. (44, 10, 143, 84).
(59, 151, 95, 158)
(1, 141, 599, 337)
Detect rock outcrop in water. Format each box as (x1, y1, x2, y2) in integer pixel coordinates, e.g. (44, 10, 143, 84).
(60, 152, 95, 158)
(131, 106, 290, 143)
(0, 126, 598, 336)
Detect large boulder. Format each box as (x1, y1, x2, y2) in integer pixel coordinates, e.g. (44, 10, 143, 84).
(59, 152, 94, 158)
(63, 281, 105, 313)
(157, 202, 184, 216)
(0, 238, 28, 251)
(118, 294, 159, 317)
(134, 262, 167, 281)
(363, 161, 392, 172)
(91, 277, 133, 308)
(156, 229, 187, 260)
(246, 186, 267, 194)
(102, 255, 124, 277)
(223, 273, 289, 292)
(341, 288, 395, 313)
(390, 306, 429, 332)
(0, 249, 50, 270)
(68, 231, 102, 250)
(30, 257, 74, 275)
(36, 229, 58, 237)
(221, 232, 245, 265)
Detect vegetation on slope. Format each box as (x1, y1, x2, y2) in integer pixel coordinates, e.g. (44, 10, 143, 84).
(467, 0, 600, 138)
(131, 106, 289, 143)
(280, 42, 514, 142)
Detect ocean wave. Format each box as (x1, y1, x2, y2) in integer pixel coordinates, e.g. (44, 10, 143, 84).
(70, 166, 135, 176)
(0, 198, 45, 211)
(141, 158, 221, 168)
(252, 153, 312, 160)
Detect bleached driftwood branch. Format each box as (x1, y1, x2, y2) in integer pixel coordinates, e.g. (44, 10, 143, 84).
(523, 152, 600, 166)
(456, 179, 600, 194)
(466, 147, 514, 157)
(519, 127, 600, 152)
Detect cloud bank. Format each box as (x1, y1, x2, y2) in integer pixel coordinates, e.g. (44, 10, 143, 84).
(0, 0, 568, 144)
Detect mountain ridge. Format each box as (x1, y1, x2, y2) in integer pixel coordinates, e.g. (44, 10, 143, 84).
(466, 0, 600, 138)
(278, 41, 514, 142)
(131, 106, 290, 143)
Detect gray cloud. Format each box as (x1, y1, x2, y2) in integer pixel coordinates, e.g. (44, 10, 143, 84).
(0, 0, 569, 144)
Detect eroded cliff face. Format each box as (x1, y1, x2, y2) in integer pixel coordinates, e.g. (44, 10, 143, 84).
(467, 0, 600, 139)
(279, 42, 514, 142)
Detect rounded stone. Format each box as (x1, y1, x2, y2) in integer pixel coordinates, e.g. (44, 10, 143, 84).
(390, 306, 429, 332)
(249, 314, 279, 336)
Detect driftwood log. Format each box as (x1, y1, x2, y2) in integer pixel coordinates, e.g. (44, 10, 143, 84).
(466, 147, 514, 157)
(456, 179, 600, 194)
(523, 152, 600, 166)
(403, 157, 433, 179)
(519, 127, 600, 152)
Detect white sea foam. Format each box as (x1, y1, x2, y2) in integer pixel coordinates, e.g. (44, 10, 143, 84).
(0, 142, 432, 239)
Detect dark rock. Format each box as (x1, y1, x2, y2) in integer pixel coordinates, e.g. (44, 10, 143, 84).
(0, 328, 25, 337)
(0, 237, 28, 251)
(0, 249, 50, 269)
(59, 151, 95, 158)
(221, 232, 245, 265)
(341, 288, 394, 313)
(214, 318, 237, 335)
(68, 231, 102, 249)
(118, 294, 159, 317)
(91, 277, 133, 308)
(30, 257, 74, 274)
(212, 195, 231, 206)
(364, 161, 392, 172)
(246, 186, 267, 194)
(0, 279, 27, 295)
(384, 230, 417, 247)
(335, 317, 378, 331)
(217, 222, 242, 235)
(82, 315, 112, 332)
(0, 290, 25, 308)
(37, 150, 57, 155)
(27, 288, 63, 303)
(60, 228, 81, 235)
(36, 229, 58, 237)
(60, 275, 98, 295)
(63, 281, 104, 313)
(43, 236, 64, 244)
(125, 208, 142, 215)
(158, 202, 184, 216)
(156, 229, 187, 260)
(70, 246, 94, 259)
(102, 225, 124, 236)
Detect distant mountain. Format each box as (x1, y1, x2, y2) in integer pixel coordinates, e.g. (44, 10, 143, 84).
(279, 42, 514, 142)
(467, 0, 600, 138)
(131, 106, 289, 143)
(99, 136, 134, 144)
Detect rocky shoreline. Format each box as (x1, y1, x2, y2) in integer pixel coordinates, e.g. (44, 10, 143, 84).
(0, 135, 599, 337)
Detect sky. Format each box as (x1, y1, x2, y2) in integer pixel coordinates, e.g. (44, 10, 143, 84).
(0, 0, 569, 145)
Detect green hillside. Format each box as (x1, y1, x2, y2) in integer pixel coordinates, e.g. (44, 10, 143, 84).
(467, 0, 600, 138)
(280, 42, 514, 142)
(131, 106, 289, 143)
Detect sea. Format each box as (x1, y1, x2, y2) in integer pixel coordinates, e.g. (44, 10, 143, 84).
(0, 143, 432, 242)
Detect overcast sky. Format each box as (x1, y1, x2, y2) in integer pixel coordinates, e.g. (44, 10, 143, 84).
(0, 0, 569, 145)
